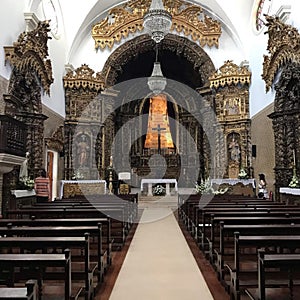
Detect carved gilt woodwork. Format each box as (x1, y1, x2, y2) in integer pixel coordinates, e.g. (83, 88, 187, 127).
(66, 24, 253, 184)
(102, 34, 215, 87)
(63, 65, 117, 179)
(63, 64, 105, 93)
(92, 0, 221, 50)
(45, 125, 64, 153)
(63, 182, 106, 198)
(4, 21, 53, 95)
(263, 16, 300, 198)
(209, 60, 252, 178)
(3, 20, 53, 181)
(210, 60, 251, 90)
(262, 15, 300, 92)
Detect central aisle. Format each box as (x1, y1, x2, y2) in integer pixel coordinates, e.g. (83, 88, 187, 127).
(109, 206, 214, 300)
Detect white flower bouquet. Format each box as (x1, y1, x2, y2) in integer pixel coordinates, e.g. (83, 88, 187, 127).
(153, 184, 166, 196)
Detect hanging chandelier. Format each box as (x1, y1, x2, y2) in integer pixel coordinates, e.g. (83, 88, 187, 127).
(148, 62, 167, 95)
(143, 0, 172, 44)
(147, 44, 167, 95)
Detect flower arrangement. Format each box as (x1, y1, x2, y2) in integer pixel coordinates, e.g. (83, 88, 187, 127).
(289, 168, 299, 188)
(18, 177, 35, 190)
(195, 179, 214, 195)
(153, 184, 166, 196)
(72, 169, 84, 180)
(195, 178, 229, 195)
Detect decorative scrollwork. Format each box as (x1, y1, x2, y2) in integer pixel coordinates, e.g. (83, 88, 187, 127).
(4, 21, 53, 95)
(262, 15, 300, 92)
(209, 60, 251, 89)
(92, 0, 221, 50)
(63, 64, 105, 91)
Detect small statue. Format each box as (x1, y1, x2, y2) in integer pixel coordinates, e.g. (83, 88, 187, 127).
(77, 134, 90, 167)
(19, 152, 30, 182)
(228, 138, 240, 162)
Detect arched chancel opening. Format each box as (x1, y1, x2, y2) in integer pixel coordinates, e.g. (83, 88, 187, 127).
(101, 33, 216, 186)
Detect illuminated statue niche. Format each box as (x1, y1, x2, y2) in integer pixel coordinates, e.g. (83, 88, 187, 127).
(144, 94, 174, 150)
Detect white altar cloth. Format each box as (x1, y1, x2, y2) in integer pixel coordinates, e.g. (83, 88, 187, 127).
(141, 179, 178, 196)
(279, 187, 300, 195)
(11, 189, 36, 198)
(211, 178, 256, 189)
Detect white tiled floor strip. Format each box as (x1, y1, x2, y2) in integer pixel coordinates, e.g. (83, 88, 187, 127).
(109, 207, 214, 300)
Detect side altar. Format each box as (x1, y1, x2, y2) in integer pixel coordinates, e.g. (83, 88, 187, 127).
(60, 180, 107, 199)
(279, 187, 300, 204)
(211, 178, 256, 196)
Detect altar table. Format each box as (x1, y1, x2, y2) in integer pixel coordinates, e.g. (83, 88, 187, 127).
(279, 187, 300, 195)
(279, 187, 300, 204)
(141, 179, 178, 196)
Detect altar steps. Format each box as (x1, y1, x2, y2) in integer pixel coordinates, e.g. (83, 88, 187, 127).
(138, 194, 178, 210)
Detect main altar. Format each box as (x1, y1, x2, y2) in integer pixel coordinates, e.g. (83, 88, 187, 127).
(141, 178, 178, 196)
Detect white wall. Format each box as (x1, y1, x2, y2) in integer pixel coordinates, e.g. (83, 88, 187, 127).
(0, 1, 27, 80)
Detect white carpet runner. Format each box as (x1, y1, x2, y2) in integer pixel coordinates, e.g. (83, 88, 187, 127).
(109, 204, 213, 300)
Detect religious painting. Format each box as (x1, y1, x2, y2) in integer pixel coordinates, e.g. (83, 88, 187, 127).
(224, 98, 240, 115)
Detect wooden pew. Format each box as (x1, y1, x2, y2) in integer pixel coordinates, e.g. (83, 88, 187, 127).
(245, 250, 300, 300)
(187, 202, 290, 242)
(199, 209, 300, 250)
(215, 224, 300, 291)
(54, 193, 138, 223)
(178, 193, 275, 224)
(0, 224, 107, 286)
(0, 234, 93, 300)
(227, 233, 300, 300)
(0, 218, 112, 270)
(0, 279, 37, 300)
(208, 216, 300, 263)
(0, 250, 71, 300)
(6, 207, 126, 248)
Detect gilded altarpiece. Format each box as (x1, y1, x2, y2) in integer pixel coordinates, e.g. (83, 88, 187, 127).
(210, 60, 252, 179)
(63, 64, 110, 180)
(263, 16, 300, 199)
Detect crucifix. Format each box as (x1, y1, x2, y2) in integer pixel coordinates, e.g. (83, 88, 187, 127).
(152, 124, 166, 154)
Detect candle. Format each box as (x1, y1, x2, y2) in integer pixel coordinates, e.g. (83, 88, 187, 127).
(293, 150, 296, 166)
